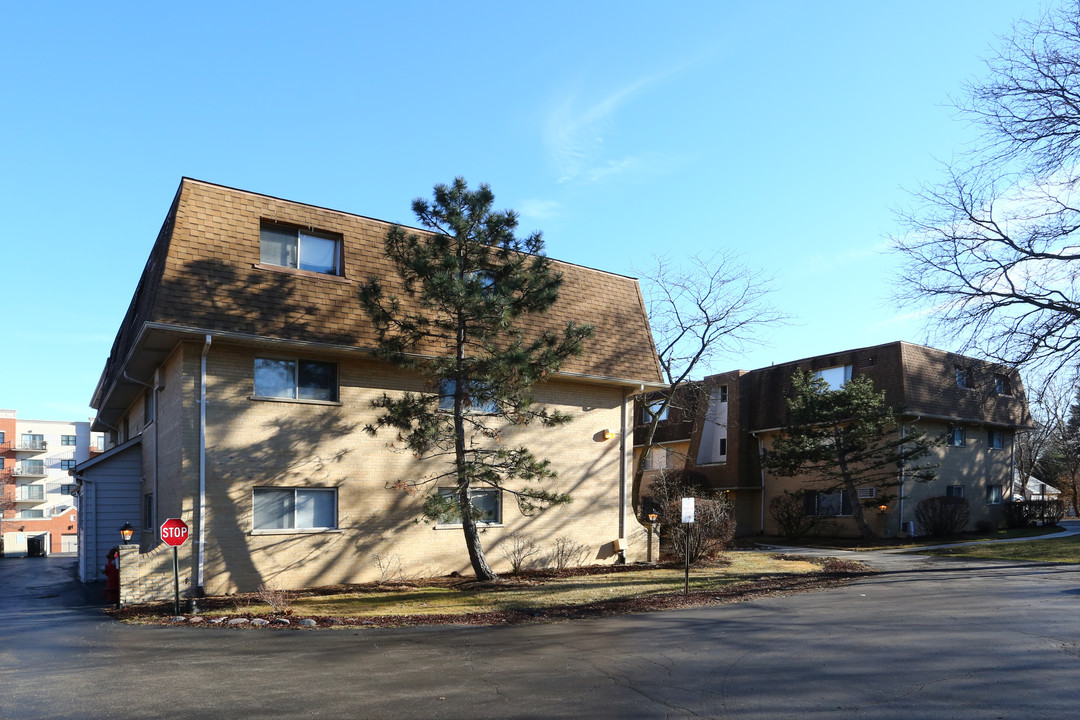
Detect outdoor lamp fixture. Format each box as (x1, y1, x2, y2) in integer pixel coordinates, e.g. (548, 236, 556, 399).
(878, 504, 888, 513)
(647, 512, 659, 563)
(602, 429, 616, 440)
(120, 522, 135, 545)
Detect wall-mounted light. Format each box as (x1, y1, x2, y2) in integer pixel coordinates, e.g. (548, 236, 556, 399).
(602, 430, 616, 440)
(878, 504, 888, 513)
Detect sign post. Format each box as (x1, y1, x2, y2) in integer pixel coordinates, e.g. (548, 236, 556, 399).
(160, 518, 190, 616)
(681, 498, 695, 596)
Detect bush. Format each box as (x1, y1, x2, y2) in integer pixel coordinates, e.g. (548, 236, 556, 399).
(1005, 499, 1067, 528)
(644, 470, 736, 563)
(769, 490, 820, 540)
(914, 496, 970, 537)
(499, 531, 541, 573)
(1004, 501, 1030, 529)
(1029, 499, 1065, 526)
(549, 536, 589, 570)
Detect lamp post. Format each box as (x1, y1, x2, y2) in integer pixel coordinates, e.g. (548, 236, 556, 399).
(120, 522, 134, 545)
(647, 512, 658, 563)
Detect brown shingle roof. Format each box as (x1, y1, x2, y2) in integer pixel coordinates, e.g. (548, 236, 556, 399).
(741, 341, 1030, 430)
(93, 178, 662, 417)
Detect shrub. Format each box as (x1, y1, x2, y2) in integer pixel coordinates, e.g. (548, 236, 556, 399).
(914, 496, 970, 537)
(371, 553, 410, 583)
(499, 531, 541, 573)
(769, 490, 820, 540)
(1030, 499, 1066, 526)
(256, 581, 296, 614)
(644, 470, 736, 563)
(1005, 499, 1066, 528)
(1004, 501, 1030, 529)
(549, 536, 589, 570)
(916, 496, 971, 536)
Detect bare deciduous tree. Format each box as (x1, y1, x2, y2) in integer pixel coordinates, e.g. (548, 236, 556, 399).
(892, 2, 1080, 384)
(631, 251, 785, 512)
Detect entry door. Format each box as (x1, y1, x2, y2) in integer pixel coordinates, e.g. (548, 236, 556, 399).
(61, 534, 78, 553)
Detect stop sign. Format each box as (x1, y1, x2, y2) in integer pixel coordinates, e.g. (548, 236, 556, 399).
(160, 518, 190, 547)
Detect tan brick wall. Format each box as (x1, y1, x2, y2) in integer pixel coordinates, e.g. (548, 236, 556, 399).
(124, 342, 640, 599)
(758, 420, 1014, 537)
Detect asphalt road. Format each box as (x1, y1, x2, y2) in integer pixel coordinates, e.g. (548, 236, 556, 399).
(1, 546, 1078, 719)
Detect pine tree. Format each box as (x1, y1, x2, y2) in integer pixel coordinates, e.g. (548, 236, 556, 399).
(359, 178, 593, 580)
(762, 370, 939, 540)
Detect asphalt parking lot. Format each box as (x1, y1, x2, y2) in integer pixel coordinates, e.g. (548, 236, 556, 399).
(1, 544, 1078, 719)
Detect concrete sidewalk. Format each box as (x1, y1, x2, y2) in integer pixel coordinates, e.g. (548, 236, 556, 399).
(755, 519, 1080, 571)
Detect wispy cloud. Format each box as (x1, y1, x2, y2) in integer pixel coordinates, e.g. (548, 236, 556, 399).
(803, 239, 891, 275)
(544, 69, 679, 185)
(518, 198, 561, 222)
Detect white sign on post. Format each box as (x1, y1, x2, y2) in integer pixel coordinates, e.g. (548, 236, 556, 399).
(681, 497, 695, 523)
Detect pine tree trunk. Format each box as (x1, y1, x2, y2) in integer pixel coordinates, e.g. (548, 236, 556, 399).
(837, 455, 878, 541)
(454, 305, 497, 581)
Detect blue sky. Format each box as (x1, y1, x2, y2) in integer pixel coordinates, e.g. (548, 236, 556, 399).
(1, 1, 1050, 420)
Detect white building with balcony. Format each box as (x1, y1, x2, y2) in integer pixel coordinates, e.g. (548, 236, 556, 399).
(1, 410, 106, 557)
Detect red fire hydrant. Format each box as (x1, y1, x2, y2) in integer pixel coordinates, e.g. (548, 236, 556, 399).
(104, 547, 120, 606)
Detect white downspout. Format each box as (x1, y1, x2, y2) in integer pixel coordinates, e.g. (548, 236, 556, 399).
(618, 388, 630, 560)
(899, 416, 920, 536)
(198, 334, 211, 590)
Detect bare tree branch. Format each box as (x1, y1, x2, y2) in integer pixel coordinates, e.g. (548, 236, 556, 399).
(893, 1, 1080, 386)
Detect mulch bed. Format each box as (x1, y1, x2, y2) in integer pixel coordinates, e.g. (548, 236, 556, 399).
(107, 556, 874, 629)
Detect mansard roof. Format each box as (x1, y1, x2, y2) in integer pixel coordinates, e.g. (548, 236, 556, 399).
(92, 178, 663, 427)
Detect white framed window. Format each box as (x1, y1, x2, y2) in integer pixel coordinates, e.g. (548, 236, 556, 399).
(260, 223, 342, 276)
(946, 485, 965, 498)
(644, 447, 668, 471)
(813, 365, 852, 390)
(253, 487, 337, 531)
(987, 485, 1003, 505)
(994, 374, 1011, 395)
(719, 385, 728, 403)
(987, 429, 1004, 450)
(956, 366, 973, 389)
(437, 487, 501, 526)
(438, 379, 498, 414)
(947, 426, 966, 447)
(17, 509, 45, 519)
(805, 490, 852, 516)
(254, 358, 337, 402)
(642, 400, 669, 423)
(61, 435, 77, 446)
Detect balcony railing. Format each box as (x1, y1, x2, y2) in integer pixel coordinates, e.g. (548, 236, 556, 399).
(13, 439, 47, 453)
(15, 486, 45, 502)
(12, 462, 46, 477)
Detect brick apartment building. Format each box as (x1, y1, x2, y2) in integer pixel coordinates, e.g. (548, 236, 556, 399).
(74, 178, 663, 600)
(634, 342, 1031, 538)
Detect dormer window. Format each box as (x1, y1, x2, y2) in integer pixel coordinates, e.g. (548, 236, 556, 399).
(955, 366, 973, 389)
(260, 222, 342, 276)
(813, 365, 852, 390)
(994, 374, 1011, 395)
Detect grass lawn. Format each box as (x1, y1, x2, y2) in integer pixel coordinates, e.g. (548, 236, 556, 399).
(112, 551, 871, 627)
(920, 534, 1080, 563)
